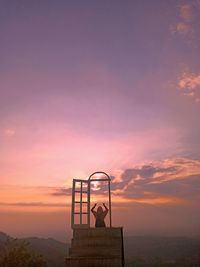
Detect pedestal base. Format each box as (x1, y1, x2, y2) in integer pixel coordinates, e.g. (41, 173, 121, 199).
(66, 227, 124, 267)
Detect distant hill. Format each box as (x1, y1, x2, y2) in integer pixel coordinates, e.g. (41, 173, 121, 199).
(0, 232, 68, 267)
(125, 236, 200, 266)
(21, 237, 68, 267)
(0, 232, 200, 266)
(0, 232, 11, 242)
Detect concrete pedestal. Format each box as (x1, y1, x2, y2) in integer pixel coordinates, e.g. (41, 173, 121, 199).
(66, 227, 124, 267)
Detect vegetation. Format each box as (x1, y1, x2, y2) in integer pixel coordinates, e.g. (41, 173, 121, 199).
(0, 239, 47, 267)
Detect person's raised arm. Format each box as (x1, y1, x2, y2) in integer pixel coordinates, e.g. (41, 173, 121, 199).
(102, 203, 108, 215)
(103, 203, 108, 210)
(91, 203, 97, 212)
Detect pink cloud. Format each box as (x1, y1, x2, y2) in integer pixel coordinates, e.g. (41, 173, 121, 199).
(177, 71, 200, 102)
(175, 22, 191, 35)
(2, 128, 16, 137)
(178, 72, 200, 90)
(180, 4, 192, 21)
(170, 3, 195, 40)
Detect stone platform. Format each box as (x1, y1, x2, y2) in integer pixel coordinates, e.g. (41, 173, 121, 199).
(66, 227, 124, 267)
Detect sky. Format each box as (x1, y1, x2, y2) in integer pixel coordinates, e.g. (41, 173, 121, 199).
(0, 0, 200, 241)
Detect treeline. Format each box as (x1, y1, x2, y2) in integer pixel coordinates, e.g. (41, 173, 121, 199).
(0, 239, 47, 267)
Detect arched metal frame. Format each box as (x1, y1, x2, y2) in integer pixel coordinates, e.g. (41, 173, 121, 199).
(71, 171, 112, 229)
(88, 171, 112, 228)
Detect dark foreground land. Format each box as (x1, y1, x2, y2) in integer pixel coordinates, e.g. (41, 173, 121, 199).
(125, 236, 200, 266)
(0, 232, 200, 267)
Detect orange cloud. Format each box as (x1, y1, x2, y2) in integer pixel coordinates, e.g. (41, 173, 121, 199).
(48, 158, 200, 208)
(130, 196, 183, 205)
(175, 22, 191, 35)
(180, 4, 192, 21)
(170, 3, 195, 40)
(178, 72, 200, 90)
(108, 158, 200, 204)
(177, 71, 200, 102)
(0, 185, 71, 212)
(113, 193, 183, 205)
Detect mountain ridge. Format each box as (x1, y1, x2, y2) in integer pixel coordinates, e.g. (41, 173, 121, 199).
(0, 231, 199, 266)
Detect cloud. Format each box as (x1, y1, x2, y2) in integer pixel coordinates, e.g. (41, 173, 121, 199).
(2, 156, 199, 208)
(180, 4, 192, 21)
(0, 185, 72, 213)
(49, 182, 110, 197)
(171, 22, 192, 36)
(2, 128, 16, 137)
(50, 187, 71, 196)
(1, 158, 199, 217)
(49, 158, 200, 206)
(170, 3, 195, 40)
(177, 71, 200, 102)
(147, 175, 200, 198)
(178, 72, 200, 89)
(113, 158, 200, 203)
(0, 202, 67, 207)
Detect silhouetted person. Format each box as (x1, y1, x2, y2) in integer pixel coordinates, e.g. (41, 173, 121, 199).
(91, 203, 108, 227)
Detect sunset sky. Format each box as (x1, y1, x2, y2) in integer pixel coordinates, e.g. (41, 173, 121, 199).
(0, 0, 200, 241)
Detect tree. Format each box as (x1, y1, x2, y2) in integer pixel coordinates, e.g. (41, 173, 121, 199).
(0, 239, 47, 267)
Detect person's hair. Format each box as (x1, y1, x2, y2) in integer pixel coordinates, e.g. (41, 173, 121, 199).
(97, 206, 103, 213)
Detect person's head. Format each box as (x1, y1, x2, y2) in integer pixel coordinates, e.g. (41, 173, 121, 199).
(97, 206, 103, 214)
